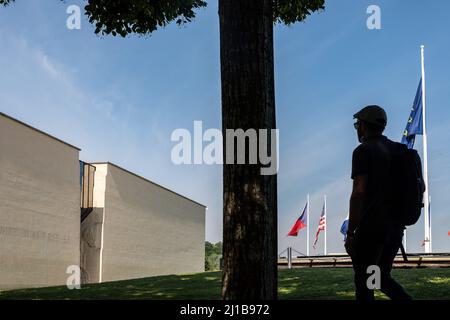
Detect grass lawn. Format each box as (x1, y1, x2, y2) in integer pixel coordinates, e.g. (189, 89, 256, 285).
(0, 268, 449, 300)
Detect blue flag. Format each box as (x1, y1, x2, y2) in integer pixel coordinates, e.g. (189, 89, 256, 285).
(340, 216, 349, 241)
(401, 79, 423, 149)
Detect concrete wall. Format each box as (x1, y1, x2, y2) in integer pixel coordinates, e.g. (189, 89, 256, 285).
(0, 114, 80, 289)
(80, 164, 107, 284)
(80, 208, 103, 284)
(93, 163, 205, 282)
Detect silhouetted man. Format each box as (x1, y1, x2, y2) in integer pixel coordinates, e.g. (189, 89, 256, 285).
(345, 105, 412, 300)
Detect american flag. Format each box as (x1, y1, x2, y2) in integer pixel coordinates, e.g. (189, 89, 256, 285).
(313, 204, 326, 247)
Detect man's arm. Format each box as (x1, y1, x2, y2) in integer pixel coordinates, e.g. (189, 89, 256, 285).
(348, 174, 368, 235)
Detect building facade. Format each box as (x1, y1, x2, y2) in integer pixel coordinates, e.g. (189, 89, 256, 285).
(81, 163, 205, 283)
(0, 113, 81, 289)
(0, 112, 206, 290)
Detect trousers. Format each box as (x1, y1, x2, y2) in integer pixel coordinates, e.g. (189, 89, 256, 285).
(351, 227, 412, 300)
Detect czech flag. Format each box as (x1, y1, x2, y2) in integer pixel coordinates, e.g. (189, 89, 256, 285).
(287, 203, 308, 237)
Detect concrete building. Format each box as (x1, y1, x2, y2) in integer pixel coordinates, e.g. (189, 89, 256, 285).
(0, 112, 81, 289)
(81, 162, 206, 283)
(0, 112, 206, 289)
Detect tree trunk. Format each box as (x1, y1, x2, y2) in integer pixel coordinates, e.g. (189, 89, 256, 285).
(219, 0, 278, 300)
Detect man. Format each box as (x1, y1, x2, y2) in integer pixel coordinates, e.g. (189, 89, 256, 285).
(346, 105, 412, 300)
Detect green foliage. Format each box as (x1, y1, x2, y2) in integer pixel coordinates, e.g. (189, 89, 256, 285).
(205, 241, 222, 256)
(273, 0, 325, 25)
(85, 0, 325, 36)
(0, 0, 14, 6)
(84, 0, 207, 37)
(0, 0, 207, 37)
(1, 1, 325, 36)
(205, 241, 222, 271)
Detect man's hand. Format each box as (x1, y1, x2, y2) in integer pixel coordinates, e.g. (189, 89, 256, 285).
(345, 235, 355, 257)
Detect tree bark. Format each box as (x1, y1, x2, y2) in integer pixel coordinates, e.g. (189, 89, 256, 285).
(219, 0, 278, 300)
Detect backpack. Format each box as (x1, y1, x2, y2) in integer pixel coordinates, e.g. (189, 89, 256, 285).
(390, 142, 426, 226)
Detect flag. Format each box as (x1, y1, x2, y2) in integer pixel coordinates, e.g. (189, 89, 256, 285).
(401, 78, 423, 149)
(421, 238, 430, 247)
(313, 204, 326, 247)
(287, 203, 308, 237)
(340, 215, 349, 241)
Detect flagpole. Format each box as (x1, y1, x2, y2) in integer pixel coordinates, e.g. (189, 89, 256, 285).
(421, 45, 431, 253)
(403, 230, 407, 253)
(324, 194, 327, 256)
(429, 196, 432, 251)
(307, 194, 310, 257)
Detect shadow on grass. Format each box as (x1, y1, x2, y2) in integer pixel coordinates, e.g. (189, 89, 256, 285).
(0, 271, 223, 300)
(278, 268, 450, 300)
(1, 268, 449, 300)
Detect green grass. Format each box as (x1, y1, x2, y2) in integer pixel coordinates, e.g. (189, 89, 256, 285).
(1, 268, 449, 300)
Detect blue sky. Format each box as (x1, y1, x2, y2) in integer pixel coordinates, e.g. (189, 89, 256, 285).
(1, 0, 449, 254)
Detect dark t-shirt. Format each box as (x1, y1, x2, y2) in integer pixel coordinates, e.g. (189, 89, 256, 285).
(351, 135, 398, 237)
